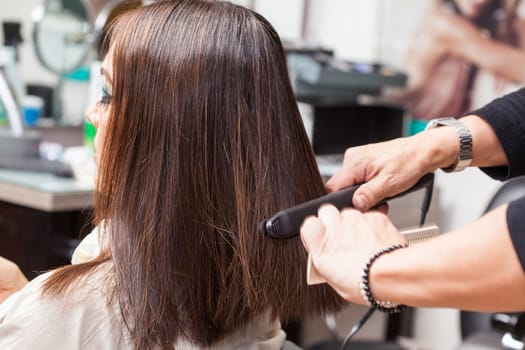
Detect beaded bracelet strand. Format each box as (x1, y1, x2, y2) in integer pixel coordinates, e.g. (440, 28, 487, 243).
(359, 243, 409, 314)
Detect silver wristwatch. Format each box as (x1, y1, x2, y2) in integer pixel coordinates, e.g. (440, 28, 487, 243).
(425, 117, 473, 172)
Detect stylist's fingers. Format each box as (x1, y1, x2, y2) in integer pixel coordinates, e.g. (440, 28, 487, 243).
(363, 209, 395, 231)
(326, 150, 395, 210)
(326, 135, 430, 210)
(317, 204, 345, 234)
(300, 216, 325, 253)
(363, 210, 407, 244)
(326, 149, 365, 193)
(352, 176, 399, 211)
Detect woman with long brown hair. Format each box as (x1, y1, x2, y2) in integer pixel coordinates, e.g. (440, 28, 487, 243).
(0, 1, 343, 349)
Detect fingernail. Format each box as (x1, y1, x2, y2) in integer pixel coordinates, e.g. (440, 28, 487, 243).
(354, 194, 369, 209)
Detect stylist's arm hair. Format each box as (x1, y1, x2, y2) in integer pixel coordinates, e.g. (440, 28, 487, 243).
(0, 257, 27, 304)
(327, 114, 508, 210)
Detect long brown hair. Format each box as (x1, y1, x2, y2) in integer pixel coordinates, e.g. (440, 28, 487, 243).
(45, 1, 344, 348)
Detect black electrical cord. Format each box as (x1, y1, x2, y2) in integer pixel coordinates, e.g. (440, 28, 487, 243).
(338, 173, 434, 350)
(419, 174, 434, 226)
(339, 307, 376, 350)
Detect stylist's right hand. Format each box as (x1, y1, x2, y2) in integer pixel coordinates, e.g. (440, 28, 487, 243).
(300, 204, 407, 304)
(327, 136, 430, 210)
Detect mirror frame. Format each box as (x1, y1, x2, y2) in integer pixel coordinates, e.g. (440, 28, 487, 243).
(31, 0, 94, 76)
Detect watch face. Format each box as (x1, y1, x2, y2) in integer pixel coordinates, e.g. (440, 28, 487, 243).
(425, 120, 440, 130)
(425, 117, 456, 130)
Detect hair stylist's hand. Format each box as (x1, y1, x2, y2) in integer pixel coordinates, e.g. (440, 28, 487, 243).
(300, 205, 407, 304)
(0, 256, 28, 304)
(326, 137, 430, 210)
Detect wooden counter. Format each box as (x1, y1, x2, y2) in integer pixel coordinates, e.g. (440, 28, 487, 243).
(0, 169, 94, 212)
(0, 168, 94, 278)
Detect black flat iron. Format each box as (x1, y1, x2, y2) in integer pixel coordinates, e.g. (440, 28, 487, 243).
(260, 172, 434, 239)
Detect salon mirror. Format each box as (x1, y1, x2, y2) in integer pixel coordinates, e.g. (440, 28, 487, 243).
(32, 0, 94, 75)
(32, 0, 132, 75)
(30, 0, 123, 123)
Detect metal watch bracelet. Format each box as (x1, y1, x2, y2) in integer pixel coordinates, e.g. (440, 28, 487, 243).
(425, 117, 473, 172)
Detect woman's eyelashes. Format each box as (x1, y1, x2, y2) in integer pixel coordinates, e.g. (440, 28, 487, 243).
(99, 83, 113, 106)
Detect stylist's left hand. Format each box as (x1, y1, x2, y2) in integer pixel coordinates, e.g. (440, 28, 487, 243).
(300, 205, 407, 304)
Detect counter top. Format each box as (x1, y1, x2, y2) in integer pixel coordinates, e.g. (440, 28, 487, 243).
(0, 125, 95, 212)
(0, 169, 94, 212)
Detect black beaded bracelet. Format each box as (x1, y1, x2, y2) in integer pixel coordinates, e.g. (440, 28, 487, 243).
(359, 243, 409, 314)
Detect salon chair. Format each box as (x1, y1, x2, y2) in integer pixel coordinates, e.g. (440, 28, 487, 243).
(459, 175, 525, 350)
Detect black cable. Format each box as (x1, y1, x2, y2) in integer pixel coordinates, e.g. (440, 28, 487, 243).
(419, 173, 434, 226)
(338, 173, 435, 349)
(339, 307, 376, 350)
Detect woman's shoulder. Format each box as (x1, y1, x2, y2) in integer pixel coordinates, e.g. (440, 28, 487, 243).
(0, 264, 130, 349)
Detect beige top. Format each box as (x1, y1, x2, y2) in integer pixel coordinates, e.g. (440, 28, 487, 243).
(0, 229, 288, 349)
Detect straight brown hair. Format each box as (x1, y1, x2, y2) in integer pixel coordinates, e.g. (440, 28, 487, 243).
(45, 1, 344, 348)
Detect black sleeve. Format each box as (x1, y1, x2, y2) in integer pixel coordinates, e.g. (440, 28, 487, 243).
(469, 87, 525, 180)
(506, 196, 525, 272)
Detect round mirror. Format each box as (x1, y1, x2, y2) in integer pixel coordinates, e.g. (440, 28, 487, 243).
(32, 0, 93, 75)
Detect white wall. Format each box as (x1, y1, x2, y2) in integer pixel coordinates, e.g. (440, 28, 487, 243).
(304, 0, 381, 62)
(303, 0, 431, 66)
(378, 0, 431, 68)
(230, 0, 305, 42)
(254, 0, 304, 42)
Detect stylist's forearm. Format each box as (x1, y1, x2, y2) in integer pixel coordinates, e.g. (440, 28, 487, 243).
(369, 205, 525, 311)
(414, 115, 507, 172)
